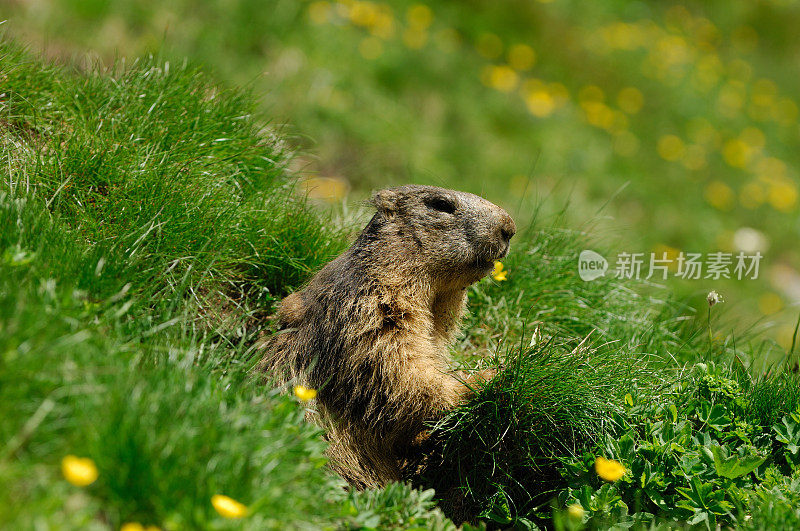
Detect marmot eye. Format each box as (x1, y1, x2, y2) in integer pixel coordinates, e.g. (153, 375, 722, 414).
(425, 197, 456, 214)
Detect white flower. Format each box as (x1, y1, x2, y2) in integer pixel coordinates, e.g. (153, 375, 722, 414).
(707, 290, 724, 307)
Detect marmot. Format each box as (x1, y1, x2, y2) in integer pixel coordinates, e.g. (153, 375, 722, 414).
(261, 185, 516, 488)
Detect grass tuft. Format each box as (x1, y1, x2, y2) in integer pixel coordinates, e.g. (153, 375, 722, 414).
(420, 334, 659, 525)
(744, 371, 800, 429)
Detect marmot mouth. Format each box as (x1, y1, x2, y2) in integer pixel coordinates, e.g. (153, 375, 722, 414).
(472, 242, 509, 273)
(487, 242, 510, 260)
(497, 242, 510, 259)
(475, 258, 496, 275)
(474, 245, 507, 266)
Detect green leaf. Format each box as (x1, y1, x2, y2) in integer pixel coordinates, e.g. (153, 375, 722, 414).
(480, 491, 513, 524)
(645, 488, 669, 511)
(698, 403, 730, 432)
(677, 477, 714, 508)
(670, 442, 686, 453)
(774, 416, 800, 455)
(709, 445, 766, 479)
(687, 511, 709, 526)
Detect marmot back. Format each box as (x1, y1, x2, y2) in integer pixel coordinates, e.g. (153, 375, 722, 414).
(261, 185, 516, 487)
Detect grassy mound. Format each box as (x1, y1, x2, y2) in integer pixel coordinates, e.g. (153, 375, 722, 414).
(0, 39, 450, 529)
(4, 36, 800, 530)
(421, 339, 652, 524)
(1, 40, 340, 300)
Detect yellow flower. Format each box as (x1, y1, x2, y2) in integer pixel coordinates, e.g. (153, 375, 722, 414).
(369, 12, 395, 39)
(406, 4, 433, 29)
(595, 456, 625, 481)
(507, 44, 536, 71)
(120, 524, 160, 531)
(211, 494, 249, 519)
(722, 139, 751, 168)
(524, 89, 555, 118)
(349, 1, 379, 27)
(655, 35, 689, 66)
(617, 87, 644, 114)
(307, 1, 331, 25)
(582, 101, 614, 130)
(704, 181, 735, 211)
(492, 261, 507, 282)
(293, 385, 318, 401)
(61, 455, 98, 487)
(482, 65, 518, 92)
(657, 135, 685, 161)
(768, 182, 798, 212)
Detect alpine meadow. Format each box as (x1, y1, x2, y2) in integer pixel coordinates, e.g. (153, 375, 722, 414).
(3, 1, 800, 529)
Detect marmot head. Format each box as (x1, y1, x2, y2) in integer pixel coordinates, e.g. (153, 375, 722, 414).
(368, 185, 516, 284)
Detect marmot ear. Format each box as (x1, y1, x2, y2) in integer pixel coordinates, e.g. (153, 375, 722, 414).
(369, 189, 399, 215)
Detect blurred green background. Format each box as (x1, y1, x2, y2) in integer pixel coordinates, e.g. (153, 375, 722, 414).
(4, 0, 799, 346)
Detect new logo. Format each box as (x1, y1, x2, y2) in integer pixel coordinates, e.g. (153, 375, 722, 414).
(578, 250, 608, 281)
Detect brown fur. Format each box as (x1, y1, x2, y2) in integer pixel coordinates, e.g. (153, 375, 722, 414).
(260, 185, 516, 488)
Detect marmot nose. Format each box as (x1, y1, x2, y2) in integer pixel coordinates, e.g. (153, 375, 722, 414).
(498, 214, 516, 242)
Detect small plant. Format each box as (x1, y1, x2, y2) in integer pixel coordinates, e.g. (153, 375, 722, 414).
(706, 290, 724, 346)
(558, 362, 800, 529)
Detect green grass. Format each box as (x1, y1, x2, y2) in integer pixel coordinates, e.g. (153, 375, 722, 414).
(4, 30, 800, 530)
(421, 339, 654, 524)
(1, 40, 342, 300)
(0, 39, 375, 529)
(413, 215, 800, 528)
(4, 0, 800, 348)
